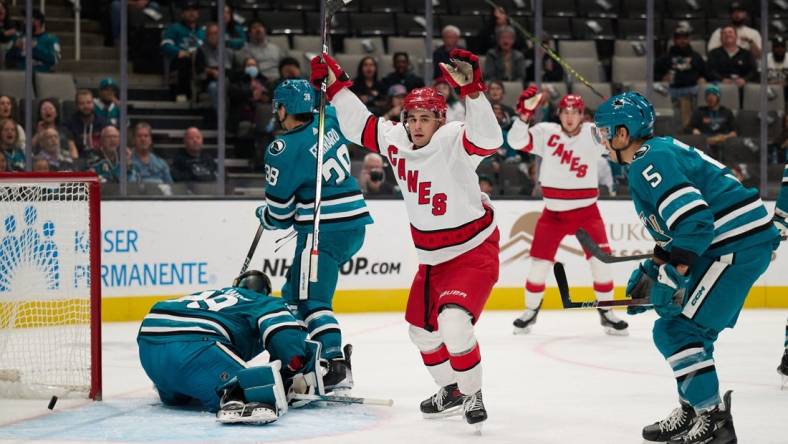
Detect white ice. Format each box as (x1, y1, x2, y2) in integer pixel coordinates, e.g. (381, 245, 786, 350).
(1, 309, 787, 444)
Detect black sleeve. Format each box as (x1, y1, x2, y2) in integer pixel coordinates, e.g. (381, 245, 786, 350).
(705, 49, 724, 82)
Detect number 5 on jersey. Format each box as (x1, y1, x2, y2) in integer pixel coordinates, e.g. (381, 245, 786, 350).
(642, 164, 662, 188)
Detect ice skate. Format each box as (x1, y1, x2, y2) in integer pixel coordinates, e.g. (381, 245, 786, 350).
(597, 308, 629, 336)
(324, 344, 353, 393)
(420, 383, 464, 419)
(216, 387, 277, 425)
(681, 391, 737, 444)
(642, 398, 695, 442)
(513, 307, 540, 334)
(463, 389, 487, 434)
(778, 349, 788, 389)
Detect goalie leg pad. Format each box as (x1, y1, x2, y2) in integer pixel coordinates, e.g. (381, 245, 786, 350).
(409, 325, 455, 387)
(437, 307, 482, 396)
(235, 361, 288, 415)
(286, 340, 326, 408)
(215, 361, 287, 424)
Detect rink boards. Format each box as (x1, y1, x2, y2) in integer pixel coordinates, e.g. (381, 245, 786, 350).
(97, 199, 788, 321)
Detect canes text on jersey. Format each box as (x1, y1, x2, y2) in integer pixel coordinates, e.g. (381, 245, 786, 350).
(386, 146, 447, 216)
(547, 134, 588, 178)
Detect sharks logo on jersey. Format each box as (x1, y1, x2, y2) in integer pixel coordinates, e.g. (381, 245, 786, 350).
(269, 139, 286, 156)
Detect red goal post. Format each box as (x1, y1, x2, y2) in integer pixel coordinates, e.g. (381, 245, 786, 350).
(0, 172, 101, 400)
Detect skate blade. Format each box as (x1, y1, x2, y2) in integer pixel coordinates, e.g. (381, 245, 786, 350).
(604, 326, 629, 337)
(473, 422, 483, 435)
(779, 372, 788, 390)
(513, 326, 533, 335)
(216, 409, 277, 425)
(422, 406, 463, 419)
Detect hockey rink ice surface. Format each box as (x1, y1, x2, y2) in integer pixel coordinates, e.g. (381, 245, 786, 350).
(1, 309, 787, 444)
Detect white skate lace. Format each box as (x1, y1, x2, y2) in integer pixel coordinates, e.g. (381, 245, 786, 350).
(431, 387, 448, 411)
(685, 414, 711, 439)
(659, 407, 687, 432)
(463, 392, 483, 413)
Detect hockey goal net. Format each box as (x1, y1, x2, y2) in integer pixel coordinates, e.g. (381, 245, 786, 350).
(0, 173, 101, 400)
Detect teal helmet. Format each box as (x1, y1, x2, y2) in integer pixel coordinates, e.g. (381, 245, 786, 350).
(273, 79, 316, 115)
(594, 91, 655, 141)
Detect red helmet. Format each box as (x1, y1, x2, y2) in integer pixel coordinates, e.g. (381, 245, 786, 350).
(403, 87, 447, 116)
(559, 94, 585, 112)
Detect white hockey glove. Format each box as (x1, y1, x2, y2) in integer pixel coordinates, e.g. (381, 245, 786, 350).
(438, 49, 486, 97)
(516, 85, 543, 122)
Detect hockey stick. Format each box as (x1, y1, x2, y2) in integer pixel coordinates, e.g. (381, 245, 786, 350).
(309, 0, 354, 284)
(239, 224, 264, 276)
(484, 0, 607, 99)
(575, 228, 653, 263)
(553, 262, 651, 308)
(290, 393, 394, 406)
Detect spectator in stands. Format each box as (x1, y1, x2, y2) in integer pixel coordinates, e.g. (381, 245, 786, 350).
(94, 77, 120, 127)
(111, 0, 162, 46)
(350, 56, 387, 115)
(689, 84, 737, 157)
(32, 154, 50, 172)
(706, 25, 757, 88)
(0, 118, 24, 171)
(381, 52, 425, 93)
(655, 26, 707, 129)
(0, 148, 7, 171)
(483, 5, 526, 52)
(524, 34, 564, 83)
(88, 125, 140, 183)
(160, 0, 202, 102)
(432, 25, 463, 79)
(228, 56, 270, 136)
(358, 152, 395, 196)
(196, 23, 234, 110)
(486, 81, 515, 129)
(484, 26, 526, 83)
(235, 19, 282, 80)
(0, 1, 17, 69)
(708, 2, 761, 59)
(171, 127, 217, 182)
(382, 84, 407, 122)
(66, 89, 107, 155)
(131, 122, 173, 184)
(433, 78, 465, 122)
(271, 57, 304, 90)
(35, 128, 74, 171)
(33, 99, 78, 160)
(0, 95, 25, 147)
(767, 36, 788, 85)
(5, 9, 60, 72)
(478, 175, 494, 195)
(202, 4, 246, 50)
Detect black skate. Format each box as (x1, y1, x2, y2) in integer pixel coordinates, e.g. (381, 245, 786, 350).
(681, 390, 737, 444)
(778, 349, 788, 389)
(642, 398, 696, 442)
(463, 390, 487, 433)
(597, 308, 629, 336)
(513, 303, 541, 334)
(324, 344, 353, 393)
(420, 383, 465, 419)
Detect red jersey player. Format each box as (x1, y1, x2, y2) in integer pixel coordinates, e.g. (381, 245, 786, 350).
(311, 49, 501, 432)
(507, 86, 629, 336)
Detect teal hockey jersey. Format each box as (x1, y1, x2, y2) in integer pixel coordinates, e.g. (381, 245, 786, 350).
(628, 137, 779, 262)
(777, 163, 788, 216)
(262, 106, 373, 233)
(137, 287, 303, 361)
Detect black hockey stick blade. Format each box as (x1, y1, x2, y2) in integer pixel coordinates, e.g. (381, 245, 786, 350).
(575, 228, 652, 263)
(553, 262, 651, 309)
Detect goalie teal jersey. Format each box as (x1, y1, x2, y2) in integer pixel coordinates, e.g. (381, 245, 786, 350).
(261, 106, 373, 233)
(137, 287, 304, 362)
(627, 137, 779, 261)
(778, 163, 788, 215)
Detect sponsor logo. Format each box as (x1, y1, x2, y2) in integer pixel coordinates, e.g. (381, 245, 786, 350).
(0, 206, 61, 292)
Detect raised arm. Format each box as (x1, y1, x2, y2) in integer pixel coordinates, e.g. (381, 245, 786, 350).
(310, 53, 399, 154)
(506, 86, 543, 155)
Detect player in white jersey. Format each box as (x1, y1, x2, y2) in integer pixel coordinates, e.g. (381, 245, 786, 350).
(310, 49, 502, 431)
(507, 86, 629, 335)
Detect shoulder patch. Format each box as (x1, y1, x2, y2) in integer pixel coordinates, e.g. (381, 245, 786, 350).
(632, 143, 650, 162)
(268, 139, 286, 156)
(590, 124, 602, 145)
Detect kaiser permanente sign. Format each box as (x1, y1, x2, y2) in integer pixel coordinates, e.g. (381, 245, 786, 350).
(100, 200, 788, 321)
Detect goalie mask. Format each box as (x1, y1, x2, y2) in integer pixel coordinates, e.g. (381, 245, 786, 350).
(233, 270, 272, 295)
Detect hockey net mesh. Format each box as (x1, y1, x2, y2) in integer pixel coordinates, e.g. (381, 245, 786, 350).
(0, 180, 93, 398)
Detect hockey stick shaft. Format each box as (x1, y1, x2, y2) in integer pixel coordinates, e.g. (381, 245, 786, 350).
(484, 0, 606, 99)
(239, 224, 264, 275)
(575, 228, 653, 263)
(290, 393, 394, 406)
(553, 262, 651, 308)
